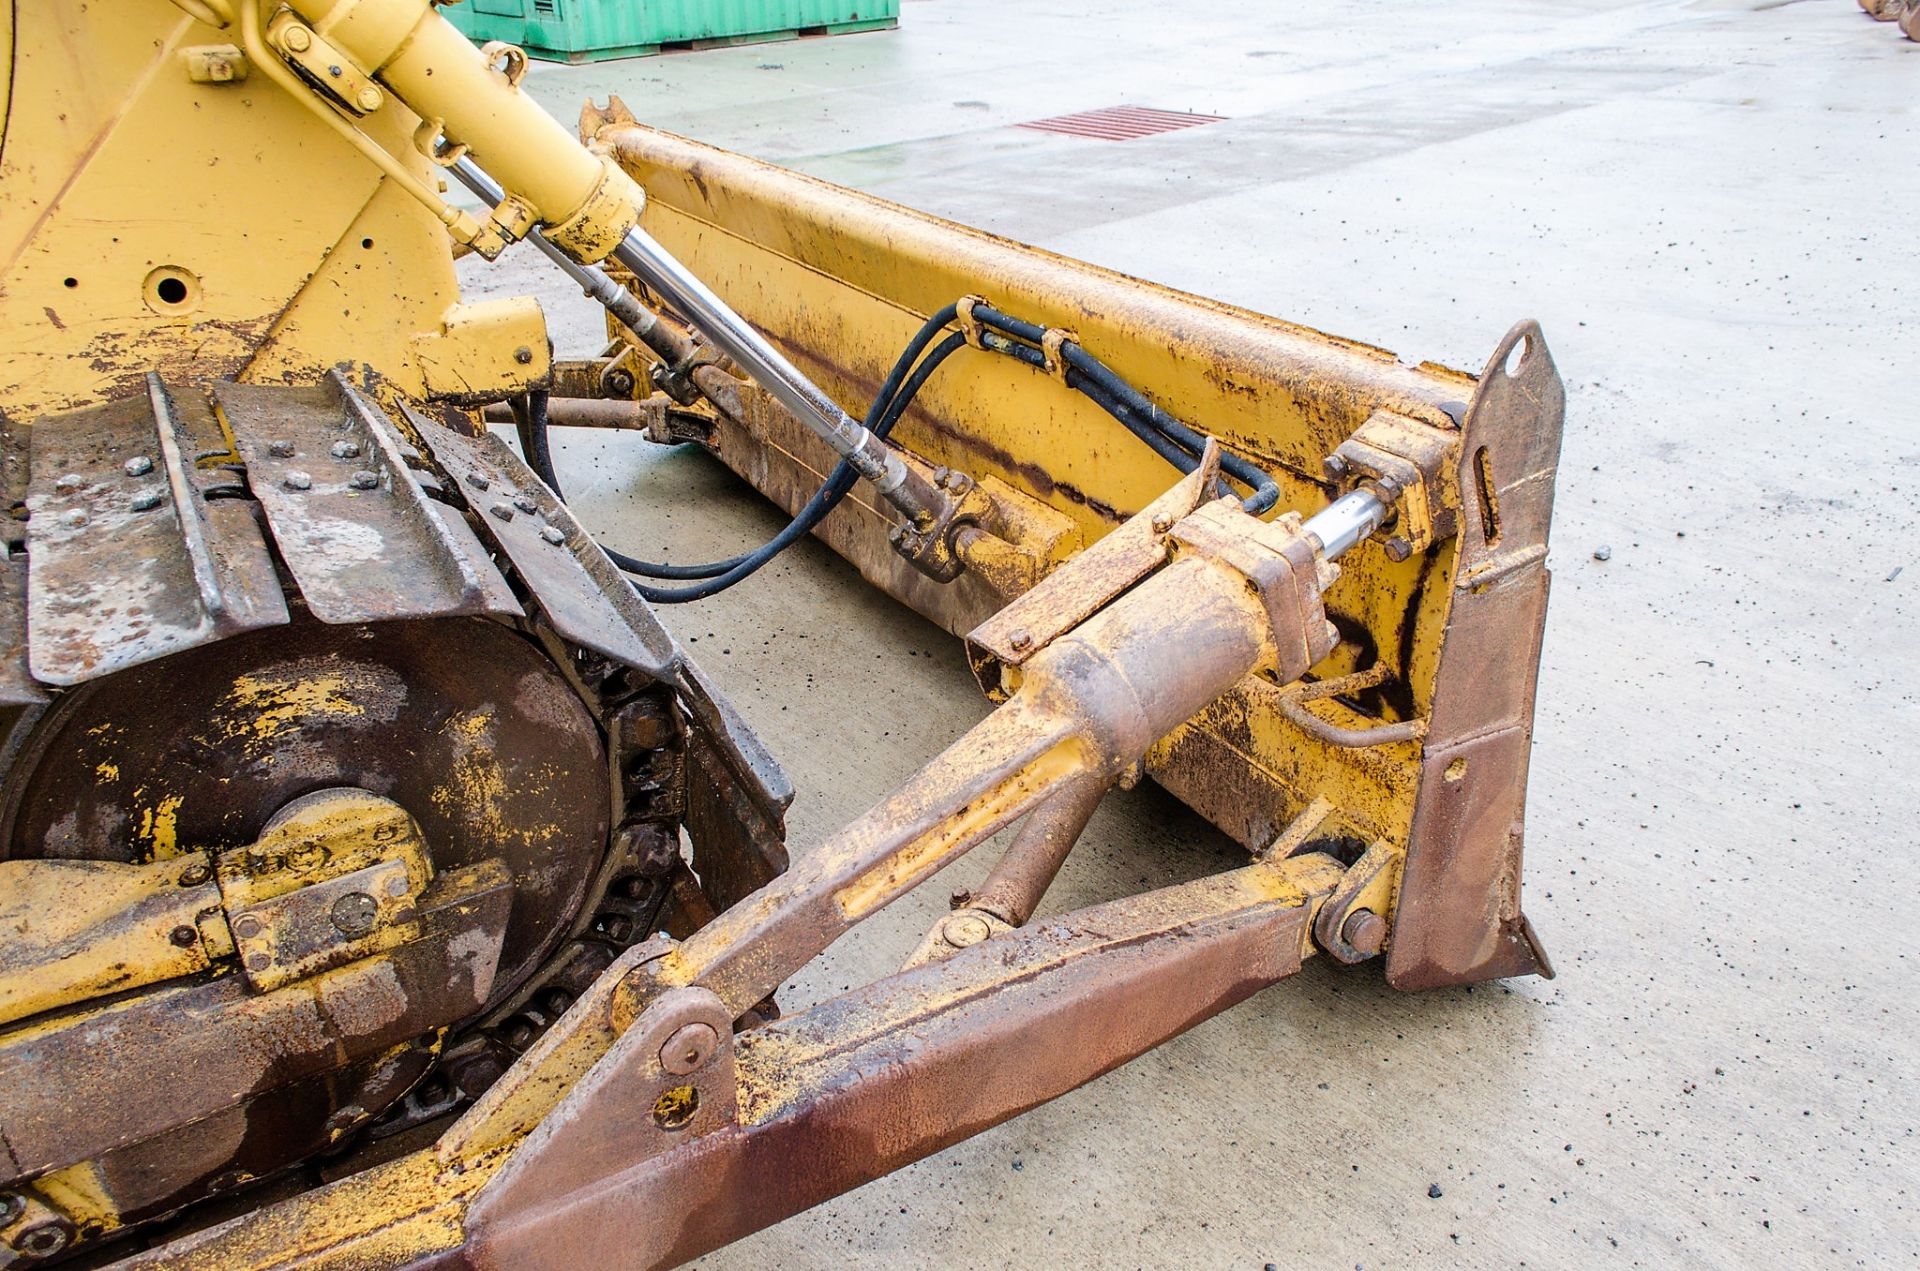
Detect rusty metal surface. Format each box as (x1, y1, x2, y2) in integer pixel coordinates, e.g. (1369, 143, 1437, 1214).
(967, 770, 1108, 926)
(0, 614, 609, 999)
(678, 658, 793, 912)
(967, 444, 1220, 681)
(24, 376, 288, 686)
(407, 410, 678, 679)
(650, 527, 1294, 1024)
(1385, 321, 1562, 990)
(0, 553, 43, 706)
(0, 855, 223, 1028)
(462, 854, 1345, 1270)
(0, 858, 510, 1183)
(217, 374, 520, 625)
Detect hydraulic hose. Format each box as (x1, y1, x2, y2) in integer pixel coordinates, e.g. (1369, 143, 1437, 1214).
(513, 308, 967, 600)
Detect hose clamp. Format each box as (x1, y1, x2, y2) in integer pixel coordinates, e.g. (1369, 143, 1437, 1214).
(1040, 327, 1078, 386)
(955, 295, 990, 351)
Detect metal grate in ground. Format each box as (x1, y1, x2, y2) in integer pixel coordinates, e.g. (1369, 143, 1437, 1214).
(1015, 105, 1227, 140)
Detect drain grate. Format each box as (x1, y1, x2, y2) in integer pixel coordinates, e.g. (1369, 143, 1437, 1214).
(1016, 105, 1227, 141)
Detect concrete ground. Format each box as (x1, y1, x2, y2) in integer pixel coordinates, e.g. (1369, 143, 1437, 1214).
(464, 2, 1918, 1266)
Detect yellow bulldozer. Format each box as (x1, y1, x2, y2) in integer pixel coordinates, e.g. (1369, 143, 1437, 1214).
(0, 3, 1561, 1266)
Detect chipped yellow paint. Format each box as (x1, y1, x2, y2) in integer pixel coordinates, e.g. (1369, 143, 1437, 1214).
(94, 761, 119, 783)
(430, 709, 511, 843)
(224, 672, 367, 743)
(137, 794, 186, 860)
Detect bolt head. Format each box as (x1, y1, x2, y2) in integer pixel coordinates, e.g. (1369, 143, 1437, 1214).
(330, 891, 379, 937)
(59, 509, 88, 529)
(169, 924, 199, 949)
(466, 472, 491, 491)
(658, 1021, 720, 1075)
(282, 25, 311, 51)
(231, 913, 262, 940)
(1340, 908, 1387, 957)
(53, 473, 82, 493)
(268, 439, 296, 458)
(606, 370, 636, 396)
(1383, 535, 1413, 562)
(514, 345, 534, 365)
(0, 1192, 21, 1227)
(512, 493, 537, 514)
(355, 85, 383, 112)
(1323, 454, 1350, 481)
(348, 469, 379, 490)
(282, 470, 313, 491)
(130, 489, 164, 512)
(1150, 512, 1173, 534)
(244, 951, 270, 973)
(177, 861, 212, 887)
(540, 525, 566, 545)
(331, 440, 362, 459)
(124, 455, 154, 477)
(489, 501, 515, 522)
(1008, 628, 1033, 653)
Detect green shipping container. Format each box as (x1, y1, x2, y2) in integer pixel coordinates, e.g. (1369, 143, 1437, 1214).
(445, 0, 898, 64)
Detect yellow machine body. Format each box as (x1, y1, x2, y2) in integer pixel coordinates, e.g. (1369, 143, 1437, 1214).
(0, 1, 1559, 1265)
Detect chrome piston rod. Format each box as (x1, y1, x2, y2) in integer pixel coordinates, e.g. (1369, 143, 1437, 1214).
(1304, 486, 1393, 561)
(450, 159, 665, 353)
(455, 159, 923, 515)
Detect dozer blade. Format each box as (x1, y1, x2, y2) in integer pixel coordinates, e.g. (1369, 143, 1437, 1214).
(587, 110, 1562, 991)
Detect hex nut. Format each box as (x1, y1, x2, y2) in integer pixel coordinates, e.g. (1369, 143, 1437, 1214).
(1383, 535, 1413, 562)
(658, 1021, 720, 1075)
(282, 25, 312, 51)
(540, 526, 567, 545)
(0, 1192, 24, 1226)
(331, 440, 362, 459)
(130, 489, 164, 512)
(512, 493, 537, 514)
(231, 914, 263, 940)
(282, 470, 313, 491)
(348, 470, 380, 490)
(355, 85, 383, 112)
(489, 501, 515, 521)
(124, 455, 155, 477)
(466, 472, 491, 491)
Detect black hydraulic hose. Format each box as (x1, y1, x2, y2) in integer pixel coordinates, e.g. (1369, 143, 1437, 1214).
(622, 329, 969, 604)
(509, 296, 1279, 605)
(973, 331, 1200, 475)
(969, 304, 1280, 514)
(511, 391, 740, 578)
(515, 304, 965, 590)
